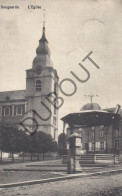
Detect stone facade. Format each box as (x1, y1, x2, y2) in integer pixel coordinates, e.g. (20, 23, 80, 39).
(67, 124, 122, 154)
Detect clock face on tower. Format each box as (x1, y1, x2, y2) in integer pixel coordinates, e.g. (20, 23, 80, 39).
(34, 66, 42, 75)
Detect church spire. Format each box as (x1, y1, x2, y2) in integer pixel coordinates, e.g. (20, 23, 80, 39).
(39, 24, 48, 43)
(36, 23, 50, 56)
(32, 14, 53, 69)
(39, 11, 48, 43)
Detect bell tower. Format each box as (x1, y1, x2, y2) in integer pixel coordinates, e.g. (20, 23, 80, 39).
(26, 22, 59, 141)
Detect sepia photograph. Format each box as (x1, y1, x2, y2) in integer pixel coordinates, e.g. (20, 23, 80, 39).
(0, 0, 122, 195)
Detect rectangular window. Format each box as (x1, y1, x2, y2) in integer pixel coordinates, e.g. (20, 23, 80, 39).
(90, 132, 94, 139)
(115, 129, 119, 137)
(16, 106, 22, 115)
(115, 141, 119, 150)
(85, 143, 89, 151)
(96, 142, 100, 151)
(100, 142, 104, 150)
(4, 107, 10, 116)
(89, 142, 92, 151)
(100, 131, 104, 138)
(91, 143, 95, 151)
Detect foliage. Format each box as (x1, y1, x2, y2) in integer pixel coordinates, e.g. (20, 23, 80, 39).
(0, 122, 57, 158)
(0, 123, 30, 154)
(29, 132, 57, 154)
(58, 133, 67, 155)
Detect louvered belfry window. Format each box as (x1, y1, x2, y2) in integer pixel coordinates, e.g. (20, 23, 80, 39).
(36, 80, 41, 91)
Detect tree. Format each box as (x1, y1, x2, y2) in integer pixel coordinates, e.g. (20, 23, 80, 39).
(0, 121, 31, 162)
(51, 140, 58, 152)
(58, 133, 67, 155)
(30, 132, 58, 160)
(37, 132, 53, 160)
(0, 121, 58, 162)
(1, 126, 24, 161)
(16, 129, 31, 161)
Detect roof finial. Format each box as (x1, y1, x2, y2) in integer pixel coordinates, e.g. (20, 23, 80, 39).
(40, 8, 48, 42)
(43, 8, 45, 29)
(84, 92, 98, 103)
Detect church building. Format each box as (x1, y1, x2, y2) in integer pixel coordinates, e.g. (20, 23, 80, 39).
(0, 23, 59, 141)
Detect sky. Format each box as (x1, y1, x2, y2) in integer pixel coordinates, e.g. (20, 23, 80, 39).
(0, 0, 122, 133)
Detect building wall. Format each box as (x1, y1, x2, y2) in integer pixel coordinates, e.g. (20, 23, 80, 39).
(26, 66, 58, 141)
(0, 101, 25, 117)
(67, 123, 122, 154)
(0, 68, 58, 142)
(106, 125, 113, 153)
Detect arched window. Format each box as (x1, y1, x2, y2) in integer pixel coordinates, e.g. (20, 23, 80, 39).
(16, 106, 22, 115)
(4, 107, 10, 116)
(36, 80, 41, 91)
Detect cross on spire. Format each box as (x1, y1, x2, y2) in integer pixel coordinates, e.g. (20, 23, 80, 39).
(43, 8, 46, 28)
(40, 8, 48, 42)
(84, 93, 98, 103)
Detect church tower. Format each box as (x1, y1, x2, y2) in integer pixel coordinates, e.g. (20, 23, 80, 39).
(26, 23, 59, 141)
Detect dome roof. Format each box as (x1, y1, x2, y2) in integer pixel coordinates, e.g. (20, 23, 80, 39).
(36, 40, 51, 56)
(33, 55, 53, 69)
(32, 25, 52, 69)
(80, 103, 101, 111)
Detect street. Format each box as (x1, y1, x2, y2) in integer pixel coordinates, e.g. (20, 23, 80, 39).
(1, 172, 122, 196)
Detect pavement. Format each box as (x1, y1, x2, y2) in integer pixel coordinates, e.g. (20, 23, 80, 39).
(0, 159, 122, 188)
(1, 172, 122, 196)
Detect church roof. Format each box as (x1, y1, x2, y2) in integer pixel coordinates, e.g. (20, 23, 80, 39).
(0, 90, 26, 101)
(80, 103, 101, 111)
(32, 23, 53, 69)
(39, 25, 48, 43)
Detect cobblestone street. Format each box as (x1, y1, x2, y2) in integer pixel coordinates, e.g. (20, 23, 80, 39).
(1, 173, 122, 196)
